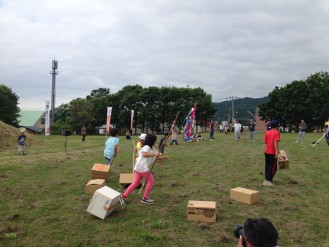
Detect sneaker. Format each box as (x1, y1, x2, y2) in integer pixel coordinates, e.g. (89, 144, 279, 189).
(141, 198, 154, 204)
(263, 180, 273, 186)
(119, 195, 126, 206)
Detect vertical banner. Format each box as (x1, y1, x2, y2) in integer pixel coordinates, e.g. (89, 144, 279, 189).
(45, 100, 50, 136)
(106, 107, 112, 134)
(130, 110, 134, 131)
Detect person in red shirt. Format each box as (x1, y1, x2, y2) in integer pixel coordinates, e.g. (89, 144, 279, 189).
(263, 120, 280, 186)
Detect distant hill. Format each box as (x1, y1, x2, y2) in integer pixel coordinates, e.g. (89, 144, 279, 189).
(212, 97, 268, 122)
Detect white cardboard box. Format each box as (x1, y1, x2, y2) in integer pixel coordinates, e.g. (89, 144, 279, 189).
(87, 186, 121, 219)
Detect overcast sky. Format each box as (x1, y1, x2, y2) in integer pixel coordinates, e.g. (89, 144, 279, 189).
(1, 0, 329, 110)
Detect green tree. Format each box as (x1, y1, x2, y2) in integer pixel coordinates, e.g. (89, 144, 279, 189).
(55, 103, 70, 123)
(67, 98, 95, 133)
(258, 71, 329, 128)
(86, 88, 112, 132)
(0, 84, 20, 127)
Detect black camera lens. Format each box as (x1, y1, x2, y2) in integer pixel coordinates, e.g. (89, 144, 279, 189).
(233, 225, 244, 239)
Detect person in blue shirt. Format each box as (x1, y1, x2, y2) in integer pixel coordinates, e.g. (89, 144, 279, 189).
(104, 128, 119, 166)
(248, 120, 256, 142)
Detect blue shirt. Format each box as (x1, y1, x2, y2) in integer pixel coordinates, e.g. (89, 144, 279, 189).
(248, 123, 255, 132)
(104, 137, 119, 160)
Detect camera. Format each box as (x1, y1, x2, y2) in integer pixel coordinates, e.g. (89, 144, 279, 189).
(234, 225, 247, 247)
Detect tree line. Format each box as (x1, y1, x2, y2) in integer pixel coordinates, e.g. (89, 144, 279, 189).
(258, 71, 329, 130)
(1, 71, 328, 133)
(53, 85, 216, 134)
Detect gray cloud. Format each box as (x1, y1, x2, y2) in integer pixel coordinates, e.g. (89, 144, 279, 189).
(1, 0, 329, 109)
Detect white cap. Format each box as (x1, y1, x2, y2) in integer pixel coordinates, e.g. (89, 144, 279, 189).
(139, 133, 146, 140)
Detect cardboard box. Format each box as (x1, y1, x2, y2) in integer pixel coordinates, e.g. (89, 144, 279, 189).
(278, 150, 289, 169)
(85, 179, 106, 195)
(187, 200, 216, 223)
(92, 163, 110, 181)
(119, 173, 135, 185)
(230, 187, 260, 205)
(87, 186, 121, 219)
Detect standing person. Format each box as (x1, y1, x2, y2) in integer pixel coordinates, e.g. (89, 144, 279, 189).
(121, 134, 169, 204)
(324, 123, 329, 146)
(104, 128, 119, 166)
(209, 121, 215, 140)
(296, 119, 307, 143)
(234, 121, 241, 141)
(263, 120, 280, 186)
(248, 120, 256, 142)
(81, 126, 86, 141)
(125, 130, 131, 140)
(158, 133, 169, 154)
(17, 130, 27, 155)
(170, 123, 179, 145)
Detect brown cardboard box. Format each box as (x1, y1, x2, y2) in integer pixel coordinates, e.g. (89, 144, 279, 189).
(85, 179, 106, 195)
(230, 187, 260, 205)
(92, 163, 110, 181)
(119, 173, 135, 185)
(187, 200, 216, 223)
(87, 186, 121, 219)
(278, 150, 289, 169)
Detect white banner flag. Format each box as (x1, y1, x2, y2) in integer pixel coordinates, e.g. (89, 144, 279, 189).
(130, 110, 134, 130)
(45, 100, 50, 136)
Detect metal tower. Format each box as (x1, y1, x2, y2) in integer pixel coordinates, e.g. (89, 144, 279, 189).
(50, 59, 58, 123)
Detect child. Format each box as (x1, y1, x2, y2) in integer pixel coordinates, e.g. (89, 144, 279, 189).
(135, 133, 146, 156)
(122, 134, 169, 204)
(104, 128, 119, 166)
(125, 130, 131, 140)
(17, 130, 26, 155)
(263, 120, 280, 186)
(158, 133, 169, 154)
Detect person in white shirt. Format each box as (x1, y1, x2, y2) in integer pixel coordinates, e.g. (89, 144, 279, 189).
(234, 121, 242, 141)
(121, 134, 169, 204)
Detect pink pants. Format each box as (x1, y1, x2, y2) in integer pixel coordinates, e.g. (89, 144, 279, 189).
(123, 171, 154, 199)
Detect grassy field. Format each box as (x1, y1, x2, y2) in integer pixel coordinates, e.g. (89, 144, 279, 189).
(0, 131, 328, 246)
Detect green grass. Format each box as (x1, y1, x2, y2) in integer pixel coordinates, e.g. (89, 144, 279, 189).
(1, 132, 329, 246)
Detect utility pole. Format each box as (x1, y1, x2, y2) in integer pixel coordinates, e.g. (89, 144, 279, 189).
(226, 96, 240, 123)
(50, 59, 58, 123)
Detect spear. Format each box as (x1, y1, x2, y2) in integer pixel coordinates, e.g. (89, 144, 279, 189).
(138, 112, 179, 194)
(247, 111, 266, 131)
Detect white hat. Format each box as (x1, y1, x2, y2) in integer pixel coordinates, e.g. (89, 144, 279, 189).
(139, 133, 146, 140)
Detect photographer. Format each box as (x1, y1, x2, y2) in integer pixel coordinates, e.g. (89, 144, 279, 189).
(236, 218, 278, 247)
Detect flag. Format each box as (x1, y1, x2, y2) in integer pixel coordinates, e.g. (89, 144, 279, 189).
(106, 107, 112, 134)
(183, 103, 197, 142)
(45, 100, 50, 136)
(130, 110, 134, 131)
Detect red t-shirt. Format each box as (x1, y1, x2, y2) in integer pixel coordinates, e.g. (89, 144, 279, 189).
(263, 129, 280, 154)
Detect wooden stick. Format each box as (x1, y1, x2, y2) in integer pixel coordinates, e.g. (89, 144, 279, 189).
(247, 111, 266, 132)
(138, 112, 179, 195)
(132, 140, 136, 172)
(312, 134, 325, 147)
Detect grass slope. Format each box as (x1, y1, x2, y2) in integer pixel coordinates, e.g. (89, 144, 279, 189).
(0, 132, 328, 246)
